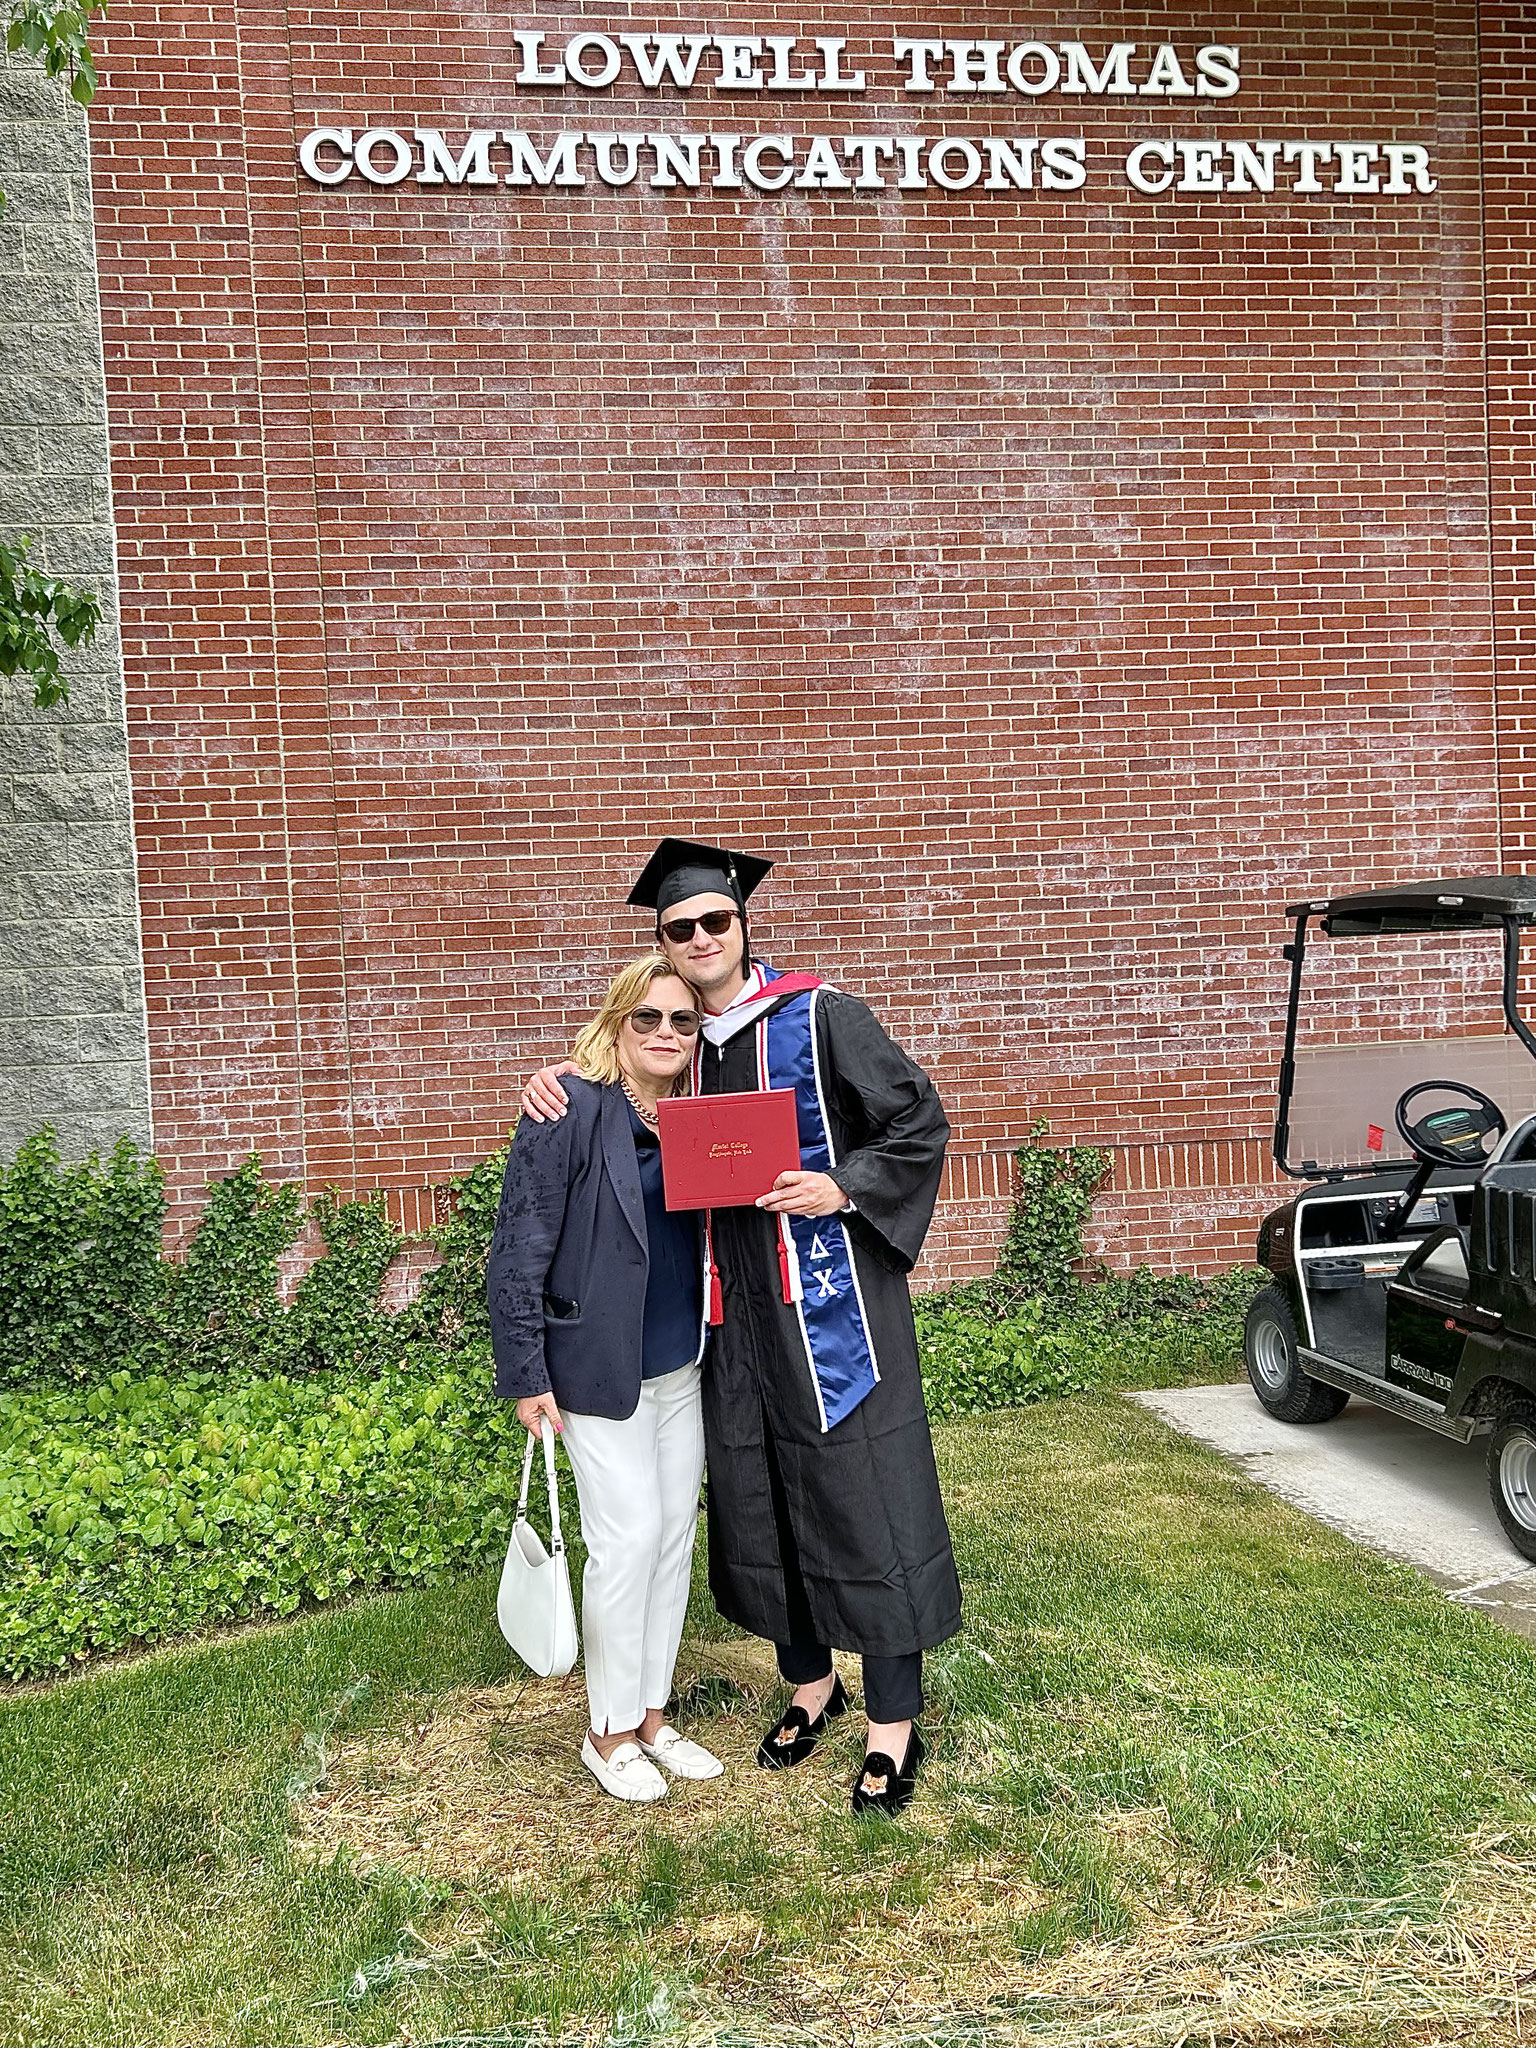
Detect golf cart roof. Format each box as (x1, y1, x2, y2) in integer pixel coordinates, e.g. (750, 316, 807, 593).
(1286, 876, 1536, 936)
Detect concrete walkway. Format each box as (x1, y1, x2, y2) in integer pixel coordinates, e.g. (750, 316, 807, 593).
(1132, 1383, 1536, 1639)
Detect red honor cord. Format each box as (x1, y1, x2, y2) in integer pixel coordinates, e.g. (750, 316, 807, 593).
(706, 1212, 724, 1326)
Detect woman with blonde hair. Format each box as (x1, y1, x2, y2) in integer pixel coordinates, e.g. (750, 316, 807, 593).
(487, 955, 723, 1802)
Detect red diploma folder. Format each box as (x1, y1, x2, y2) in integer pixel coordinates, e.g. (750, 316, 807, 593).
(657, 1089, 802, 1210)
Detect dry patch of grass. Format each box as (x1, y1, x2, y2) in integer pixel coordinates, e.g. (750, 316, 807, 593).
(982, 1849, 1536, 2048)
(661, 1854, 1536, 2048)
(292, 1654, 1536, 2048)
(293, 1638, 859, 1892)
(679, 1838, 1536, 2048)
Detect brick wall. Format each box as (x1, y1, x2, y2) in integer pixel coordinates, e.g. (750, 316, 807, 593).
(1484, 6, 1536, 876)
(0, 55, 150, 1166)
(72, 2, 1522, 1273)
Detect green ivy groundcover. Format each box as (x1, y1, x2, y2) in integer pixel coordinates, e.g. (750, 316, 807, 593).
(0, 1125, 1254, 1679)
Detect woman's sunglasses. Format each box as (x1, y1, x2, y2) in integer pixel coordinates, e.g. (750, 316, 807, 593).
(659, 908, 739, 944)
(626, 1006, 703, 1038)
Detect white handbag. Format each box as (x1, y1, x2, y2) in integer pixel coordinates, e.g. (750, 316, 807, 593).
(496, 1418, 579, 1678)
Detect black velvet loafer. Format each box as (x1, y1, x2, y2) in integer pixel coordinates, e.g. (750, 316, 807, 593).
(850, 1725, 926, 1817)
(755, 1672, 850, 1769)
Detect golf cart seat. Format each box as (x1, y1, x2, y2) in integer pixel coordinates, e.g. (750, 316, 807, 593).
(1401, 1225, 1471, 1303)
(1474, 1120, 1536, 1306)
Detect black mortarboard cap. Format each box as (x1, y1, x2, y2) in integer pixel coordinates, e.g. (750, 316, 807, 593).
(627, 838, 775, 919)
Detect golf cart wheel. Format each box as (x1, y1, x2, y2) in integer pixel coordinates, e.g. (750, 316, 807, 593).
(1243, 1287, 1350, 1424)
(1488, 1406, 1536, 1565)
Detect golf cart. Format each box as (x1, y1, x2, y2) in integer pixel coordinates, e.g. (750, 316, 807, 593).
(1247, 876, 1536, 1562)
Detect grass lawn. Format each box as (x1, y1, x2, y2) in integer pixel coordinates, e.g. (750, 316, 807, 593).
(4, 1393, 1536, 2048)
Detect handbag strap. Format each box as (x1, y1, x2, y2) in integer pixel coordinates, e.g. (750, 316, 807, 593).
(541, 1417, 565, 1554)
(516, 1417, 565, 1555)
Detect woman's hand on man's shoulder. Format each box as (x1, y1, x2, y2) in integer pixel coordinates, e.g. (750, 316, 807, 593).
(521, 1060, 581, 1123)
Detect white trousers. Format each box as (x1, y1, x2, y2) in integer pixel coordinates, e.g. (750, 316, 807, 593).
(558, 1363, 705, 1737)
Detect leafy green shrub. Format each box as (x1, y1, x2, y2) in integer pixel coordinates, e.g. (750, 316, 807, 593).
(0, 1140, 473, 1387)
(0, 1354, 522, 1679)
(995, 1119, 1112, 1298)
(276, 1192, 406, 1374)
(400, 1144, 509, 1351)
(0, 1130, 166, 1384)
(913, 1124, 1260, 1408)
(917, 1298, 1091, 1418)
(161, 1155, 305, 1372)
(914, 1268, 1257, 1419)
(0, 1117, 1263, 1678)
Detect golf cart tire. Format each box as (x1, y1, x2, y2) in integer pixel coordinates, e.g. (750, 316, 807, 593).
(1243, 1287, 1351, 1424)
(1487, 1405, 1536, 1565)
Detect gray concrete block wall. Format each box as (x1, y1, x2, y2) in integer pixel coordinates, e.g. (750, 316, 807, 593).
(0, 54, 151, 1165)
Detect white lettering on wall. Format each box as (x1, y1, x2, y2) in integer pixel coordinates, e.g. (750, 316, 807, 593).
(944, 41, 1008, 94)
(414, 129, 499, 185)
(1040, 137, 1088, 188)
(983, 137, 1038, 188)
(491, 33, 1247, 99)
(1060, 42, 1137, 95)
(565, 34, 623, 87)
(928, 136, 983, 188)
(1140, 45, 1193, 96)
(1195, 45, 1241, 96)
(502, 131, 585, 185)
(1125, 140, 1176, 194)
(1007, 43, 1061, 95)
(713, 35, 765, 88)
(1383, 144, 1435, 193)
(765, 38, 820, 89)
(511, 30, 568, 86)
(354, 128, 414, 183)
(891, 37, 942, 92)
(299, 128, 354, 183)
(649, 131, 707, 184)
(293, 29, 1439, 206)
(795, 134, 851, 185)
(589, 132, 644, 184)
(620, 33, 711, 89)
(1225, 140, 1280, 192)
(300, 126, 1439, 201)
(814, 37, 867, 89)
(1283, 140, 1332, 192)
(743, 134, 795, 188)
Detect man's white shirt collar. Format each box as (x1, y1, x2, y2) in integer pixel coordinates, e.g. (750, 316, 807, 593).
(700, 964, 781, 1046)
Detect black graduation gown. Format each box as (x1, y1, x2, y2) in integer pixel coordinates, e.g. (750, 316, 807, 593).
(699, 986, 962, 1659)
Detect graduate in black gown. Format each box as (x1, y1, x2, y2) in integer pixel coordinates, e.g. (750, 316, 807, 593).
(524, 840, 960, 1814)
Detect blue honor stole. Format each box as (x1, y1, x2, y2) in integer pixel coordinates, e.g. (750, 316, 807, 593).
(753, 971, 882, 1431)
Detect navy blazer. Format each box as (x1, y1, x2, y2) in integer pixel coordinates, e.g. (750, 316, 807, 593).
(486, 1077, 705, 1419)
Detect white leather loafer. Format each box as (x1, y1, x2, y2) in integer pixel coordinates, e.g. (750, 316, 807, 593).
(640, 1725, 726, 1780)
(581, 1734, 668, 1803)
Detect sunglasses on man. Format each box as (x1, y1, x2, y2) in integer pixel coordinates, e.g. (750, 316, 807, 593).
(659, 908, 739, 944)
(626, 1005, 704, 1037)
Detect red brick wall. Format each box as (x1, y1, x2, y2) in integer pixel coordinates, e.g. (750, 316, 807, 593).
(86, 4, 1518, 1275)
(1484, 6, 1536, 877)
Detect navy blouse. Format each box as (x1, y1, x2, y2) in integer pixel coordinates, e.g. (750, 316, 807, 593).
(627, 1100, 703, 1377)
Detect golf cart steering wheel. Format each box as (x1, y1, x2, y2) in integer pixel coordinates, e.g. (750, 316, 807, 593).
(1394, 1081, 1507, 1169)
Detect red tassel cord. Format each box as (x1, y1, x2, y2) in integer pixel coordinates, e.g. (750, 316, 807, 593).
(706, 1212, 724, 1326)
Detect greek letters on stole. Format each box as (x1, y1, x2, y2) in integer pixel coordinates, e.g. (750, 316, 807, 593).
(755, 979, 881, 1431)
